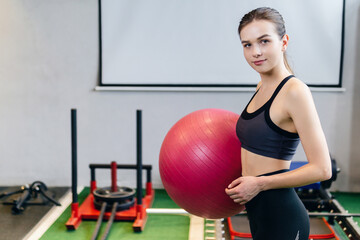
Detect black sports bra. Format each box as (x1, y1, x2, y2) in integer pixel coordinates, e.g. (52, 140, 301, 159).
(236, 75, 300, 160)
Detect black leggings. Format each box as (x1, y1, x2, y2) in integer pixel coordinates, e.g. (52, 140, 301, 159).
(245, 169, 310, 240)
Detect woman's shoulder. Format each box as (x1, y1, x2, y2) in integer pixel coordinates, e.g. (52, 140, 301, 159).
(285, 77, 312, 101)
(282, 77, 315, 116)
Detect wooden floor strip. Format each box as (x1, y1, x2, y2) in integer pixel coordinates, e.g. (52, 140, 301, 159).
(188, 215, 204, 240)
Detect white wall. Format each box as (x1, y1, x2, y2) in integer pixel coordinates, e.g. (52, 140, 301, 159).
(0, 0, 359, 191)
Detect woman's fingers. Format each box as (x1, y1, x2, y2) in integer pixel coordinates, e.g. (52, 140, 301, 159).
(228, 177, 243, 188)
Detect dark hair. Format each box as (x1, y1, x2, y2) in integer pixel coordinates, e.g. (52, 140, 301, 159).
(238, 7, 293, 74)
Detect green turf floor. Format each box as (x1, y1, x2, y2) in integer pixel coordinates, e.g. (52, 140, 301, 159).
(40, 189, 189, 240)
(40, 190, 360, 240)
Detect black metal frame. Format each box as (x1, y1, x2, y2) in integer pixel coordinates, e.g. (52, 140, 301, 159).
(97, 0, 346, 89)
(70, 109, 152, 208)
(297, 187, 360, 240)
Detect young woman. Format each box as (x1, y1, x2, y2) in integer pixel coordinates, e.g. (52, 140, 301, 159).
(225, 7, 332, 240)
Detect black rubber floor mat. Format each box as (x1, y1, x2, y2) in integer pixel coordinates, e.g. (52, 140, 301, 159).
(0, 186, 69, 240)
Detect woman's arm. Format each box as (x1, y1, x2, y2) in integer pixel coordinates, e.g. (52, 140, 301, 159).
(265, 79, 332, 185)
(225, 79, 332, 204)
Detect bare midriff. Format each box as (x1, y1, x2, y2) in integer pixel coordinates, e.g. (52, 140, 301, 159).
(241, 148, 291, 177)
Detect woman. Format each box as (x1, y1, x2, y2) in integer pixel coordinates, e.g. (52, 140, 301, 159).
(225, 7, 332, 240)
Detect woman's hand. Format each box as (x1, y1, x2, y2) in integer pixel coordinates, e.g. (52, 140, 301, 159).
(225, 176, 263, 205)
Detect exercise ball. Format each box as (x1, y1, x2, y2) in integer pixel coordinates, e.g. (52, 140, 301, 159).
(159, 108, 245, 219)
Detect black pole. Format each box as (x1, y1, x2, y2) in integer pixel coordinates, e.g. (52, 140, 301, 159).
(71, 109, 78, 204)
(136, 110, 142, 205)
(91, 168, 96, 182)
(146, 169, 151, 184)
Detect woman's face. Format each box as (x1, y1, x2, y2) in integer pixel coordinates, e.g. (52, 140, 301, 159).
(239, 20, 288, 75)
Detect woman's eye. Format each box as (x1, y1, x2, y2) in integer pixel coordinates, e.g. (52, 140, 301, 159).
(243, 43, 251, 48)
(260, 39, 269, 44)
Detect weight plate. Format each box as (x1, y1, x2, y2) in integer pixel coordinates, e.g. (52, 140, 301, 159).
(93, 186, 136, 203)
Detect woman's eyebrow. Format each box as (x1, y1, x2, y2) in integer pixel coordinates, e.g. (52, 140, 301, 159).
(241, 34, 271, 44)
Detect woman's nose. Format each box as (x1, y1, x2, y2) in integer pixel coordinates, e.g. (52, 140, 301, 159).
(252, 46, 262, 57)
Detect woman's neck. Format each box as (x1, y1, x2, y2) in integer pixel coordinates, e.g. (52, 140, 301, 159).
(259, 67, 291, 88)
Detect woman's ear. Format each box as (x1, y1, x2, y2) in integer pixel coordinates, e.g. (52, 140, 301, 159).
(282, 34, 289, 51)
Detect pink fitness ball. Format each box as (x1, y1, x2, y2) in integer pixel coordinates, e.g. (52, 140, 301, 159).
(159, 108, 245, 219)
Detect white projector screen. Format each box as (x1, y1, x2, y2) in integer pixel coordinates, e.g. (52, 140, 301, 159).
(99, 0, 344, 88)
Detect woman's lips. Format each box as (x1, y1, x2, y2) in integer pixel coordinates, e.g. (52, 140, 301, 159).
(253, 59, 266, 66)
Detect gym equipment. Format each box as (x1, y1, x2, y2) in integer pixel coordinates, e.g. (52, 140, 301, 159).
(227, 217, 340, 240)
(159, 108, 244, 219)
(0, 181, 61, 214)
(93, 186, 136, 211)
(92, 161, 137, 212)
(65, 109, 154, 233)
